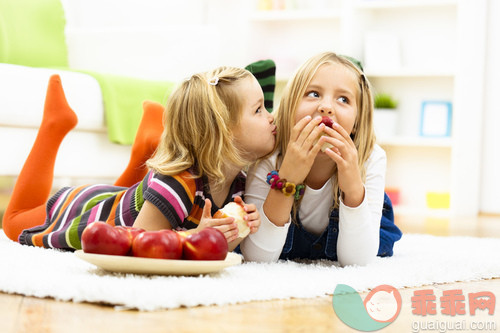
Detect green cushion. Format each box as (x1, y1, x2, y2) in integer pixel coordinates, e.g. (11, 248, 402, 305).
(0, 0, 68, 67)
(92, 59, 276, 145)
(83, 71, 176, 145)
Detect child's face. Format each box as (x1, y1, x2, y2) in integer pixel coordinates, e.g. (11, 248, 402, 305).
(295, 62, 359, 136)
(233, 76, 276, 160)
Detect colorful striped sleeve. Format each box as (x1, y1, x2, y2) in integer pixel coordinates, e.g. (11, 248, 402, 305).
(142, 171, 197, 229)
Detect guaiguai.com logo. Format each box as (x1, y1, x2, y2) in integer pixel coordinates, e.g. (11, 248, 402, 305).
(332, 284, 402, 331)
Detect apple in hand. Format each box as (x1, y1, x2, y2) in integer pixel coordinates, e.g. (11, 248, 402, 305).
(319, 116, 334, 152)
(321, 116, 334, 128)
(214, 202, 249, 238)
(81, 221, 131, 256)
(115, 226, 145, 255)
(132, 230, 183, 259)
(183, 227, 228, 261)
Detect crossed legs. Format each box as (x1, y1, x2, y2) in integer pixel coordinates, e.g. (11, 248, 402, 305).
(2, 76, 164, 242)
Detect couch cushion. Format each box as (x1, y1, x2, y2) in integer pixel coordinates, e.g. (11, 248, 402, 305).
(0, 0, 68, 67)
(0, 63, 104, 130)
(0, 126, 130, 178)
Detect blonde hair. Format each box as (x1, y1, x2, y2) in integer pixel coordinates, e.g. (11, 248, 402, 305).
(274, 51, 375, 210)
(147, 66, 253, 189)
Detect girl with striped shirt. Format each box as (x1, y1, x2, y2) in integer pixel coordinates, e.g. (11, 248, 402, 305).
(3, 66, 276, 252)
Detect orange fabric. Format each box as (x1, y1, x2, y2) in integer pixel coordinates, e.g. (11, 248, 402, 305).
(114, 100, 164, 187)
(2, 75, 78, 242)
(103, 191, 126, 226)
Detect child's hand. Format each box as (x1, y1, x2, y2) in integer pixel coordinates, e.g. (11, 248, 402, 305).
(197, 199, 239, 243)
(234, 196, 260, 234)
(279, 115, 325, 183)
(322, 123, 365, 207)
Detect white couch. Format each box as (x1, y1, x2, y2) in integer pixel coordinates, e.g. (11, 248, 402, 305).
(0, 63, 131, 184)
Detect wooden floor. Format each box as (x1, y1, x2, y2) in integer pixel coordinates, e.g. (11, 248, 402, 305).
(1, 214, 499, 333)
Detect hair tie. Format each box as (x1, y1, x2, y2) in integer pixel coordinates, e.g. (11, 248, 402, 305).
(208, 76, 219, 86)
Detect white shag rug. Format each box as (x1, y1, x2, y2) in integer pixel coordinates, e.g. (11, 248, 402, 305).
(0, 230, 499, 311)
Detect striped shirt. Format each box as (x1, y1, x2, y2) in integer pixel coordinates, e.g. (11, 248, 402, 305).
(19, 169, 246, 250)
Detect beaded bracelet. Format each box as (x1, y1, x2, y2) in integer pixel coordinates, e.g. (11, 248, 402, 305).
(266, 170, 305, 200)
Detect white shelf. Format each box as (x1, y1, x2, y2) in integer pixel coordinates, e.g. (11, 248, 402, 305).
(355, 0, 457, 10)
(245, 0, 486, 217)
(250, 10, 341, 21)
(377, 136, 452, 148)
(393, 205, 451, 218)
(365, 68, 455, 78)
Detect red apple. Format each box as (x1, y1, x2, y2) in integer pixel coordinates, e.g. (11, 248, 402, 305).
(321, 116, 334, 128)
(81, 221, 130, 256)
(214, 202, 249, 238)
(176, 230, 190, 246)
(318, 116, 334, 152)
(183, 227, 228, 261)
(115, 226, 145, 255)
(132, 230, 183, 259)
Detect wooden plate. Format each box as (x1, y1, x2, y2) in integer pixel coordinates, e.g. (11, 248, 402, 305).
(75, 250, 242, 276)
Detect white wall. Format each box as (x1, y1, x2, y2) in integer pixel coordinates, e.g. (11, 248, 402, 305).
(61, 0, 257, 81)
(62, 0, 224, 81)
(479, 0, 500, 214)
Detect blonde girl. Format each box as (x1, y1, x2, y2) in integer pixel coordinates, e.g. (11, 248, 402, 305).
(3, 66, 276, 252)
(240, 52, 402, 265)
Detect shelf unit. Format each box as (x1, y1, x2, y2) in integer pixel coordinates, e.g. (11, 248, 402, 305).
(377, 137, 452, 148)
(250, 10, 341, 21)
(354, 0, 457, 9)
(365, 69, 455, 78)
(246, 0, 487, 218)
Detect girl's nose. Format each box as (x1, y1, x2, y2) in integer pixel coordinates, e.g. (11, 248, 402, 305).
(319, 102, 335, 116)
(267, 112, 274, 123)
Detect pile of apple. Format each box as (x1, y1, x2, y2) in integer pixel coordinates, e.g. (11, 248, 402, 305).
(81, 222, 228, 261)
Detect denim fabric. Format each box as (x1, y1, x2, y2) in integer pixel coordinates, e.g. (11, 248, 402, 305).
(279, 193, 402, 261)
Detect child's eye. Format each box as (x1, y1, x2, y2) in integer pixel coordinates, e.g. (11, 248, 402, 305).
(255, 107, 262, 114)
(338, 96, 348, 103)
(307, 91, 320, 98)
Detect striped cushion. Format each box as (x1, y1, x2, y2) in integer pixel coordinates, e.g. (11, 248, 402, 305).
(246, 59, 276, 113)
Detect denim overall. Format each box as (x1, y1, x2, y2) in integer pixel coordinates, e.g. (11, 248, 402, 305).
(279, 193, 402, 261)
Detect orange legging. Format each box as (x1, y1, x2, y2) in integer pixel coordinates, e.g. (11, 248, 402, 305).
(2, 75, 164, 242)
(113, 100, 164, 187)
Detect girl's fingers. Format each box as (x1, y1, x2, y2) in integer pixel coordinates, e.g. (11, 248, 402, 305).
(210, 216, 235, 227)
(213, 224, 239, 241)
(331, 122, 351, 140)
(304, 122, 327, 148)
(233, 196, 244, 205)
(323, 136, 351, 161)
(324, 146, 343, 164)
(290, 116, 324, 146)
(289, 115, 312, 142)
(297, 116, 324, 147)
(201, 199, 212, 219)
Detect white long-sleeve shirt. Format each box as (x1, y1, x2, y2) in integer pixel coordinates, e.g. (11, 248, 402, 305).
(240, 144, 387, 266)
